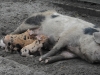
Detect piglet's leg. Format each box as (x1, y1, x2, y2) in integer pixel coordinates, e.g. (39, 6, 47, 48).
(5, 46, 9, 52)
(45, 51, 77, 63)
(27, 55, 33, 57)
(21, 53, 33, 57)
(38, 48, 43, 56)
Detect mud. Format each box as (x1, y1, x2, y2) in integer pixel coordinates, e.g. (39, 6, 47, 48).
(0, 0, 100, 75)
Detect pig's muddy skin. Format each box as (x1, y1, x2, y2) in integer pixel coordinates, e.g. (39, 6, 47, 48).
(0, 0, 100, 75)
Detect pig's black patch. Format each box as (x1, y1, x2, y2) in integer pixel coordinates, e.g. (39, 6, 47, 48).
(8, 42, 11, 46)
(27, 37, 29, 39)
(38, 40, 40, 44)
(11, 36, 13, 38)
(16, 44, 22, 49)
(15, 44, 22, 53)
(7, 46, 10, 50)
(94, 25, 100, 28)
(51, 15, 59, 18)
(40, 10, 47, 12)
(94, 25, 98, 28)
(23, 35, 26, 40)
(29, 50, 33, 55)
(25, 15, 45, 25)
(25, 49, 27, 52)
(84, 27, 99, 35)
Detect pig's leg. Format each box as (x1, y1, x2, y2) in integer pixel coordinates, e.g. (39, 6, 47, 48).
(39, 37, 67, 61)
(10, 25, 23, 34)
(45, 51, 77, 63)
(11, 24, 39, 34)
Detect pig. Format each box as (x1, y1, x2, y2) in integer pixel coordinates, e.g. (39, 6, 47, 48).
(2, 29, 37, 53)
(20, 34, 48, 57)
(6, 10, 100, 63)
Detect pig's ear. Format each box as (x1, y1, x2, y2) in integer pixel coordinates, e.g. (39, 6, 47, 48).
(27, 29, 34, 35)
(93, 32, 100, 44)
(36, 35, 42, 40)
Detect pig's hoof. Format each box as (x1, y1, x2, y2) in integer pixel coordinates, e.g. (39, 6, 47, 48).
(39, 55, 48, 61)
(39, 57, 42, 61)
(45, 59, 49, 63)
(39, 56, 45, 61)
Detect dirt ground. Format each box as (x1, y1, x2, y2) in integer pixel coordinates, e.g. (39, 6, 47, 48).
(0, 0, 100, 75)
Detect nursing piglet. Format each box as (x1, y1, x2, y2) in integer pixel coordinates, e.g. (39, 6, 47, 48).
(21, 34, 48, 57)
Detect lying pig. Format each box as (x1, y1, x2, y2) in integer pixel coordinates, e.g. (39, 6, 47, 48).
(20, 34, 48, 57)
(3, 29, 37, 53)
(4, 10, 100, 63)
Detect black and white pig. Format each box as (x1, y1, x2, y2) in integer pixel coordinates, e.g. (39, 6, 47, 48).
(1, 10, 100, 63)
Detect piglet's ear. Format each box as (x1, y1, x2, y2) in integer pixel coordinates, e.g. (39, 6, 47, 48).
(93, 32, 100, 44)
(36, 35, 42, 40)
(27, 29, 35, 35)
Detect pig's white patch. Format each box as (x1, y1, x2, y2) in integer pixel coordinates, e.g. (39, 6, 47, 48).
(0, 39, 5, 48)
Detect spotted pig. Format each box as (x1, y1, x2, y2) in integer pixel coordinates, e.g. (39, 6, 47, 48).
(2, 10, 100, 63)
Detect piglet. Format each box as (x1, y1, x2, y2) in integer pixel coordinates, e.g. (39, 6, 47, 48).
(2, 29, 36, 53)
(20, 34, 48, 57)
